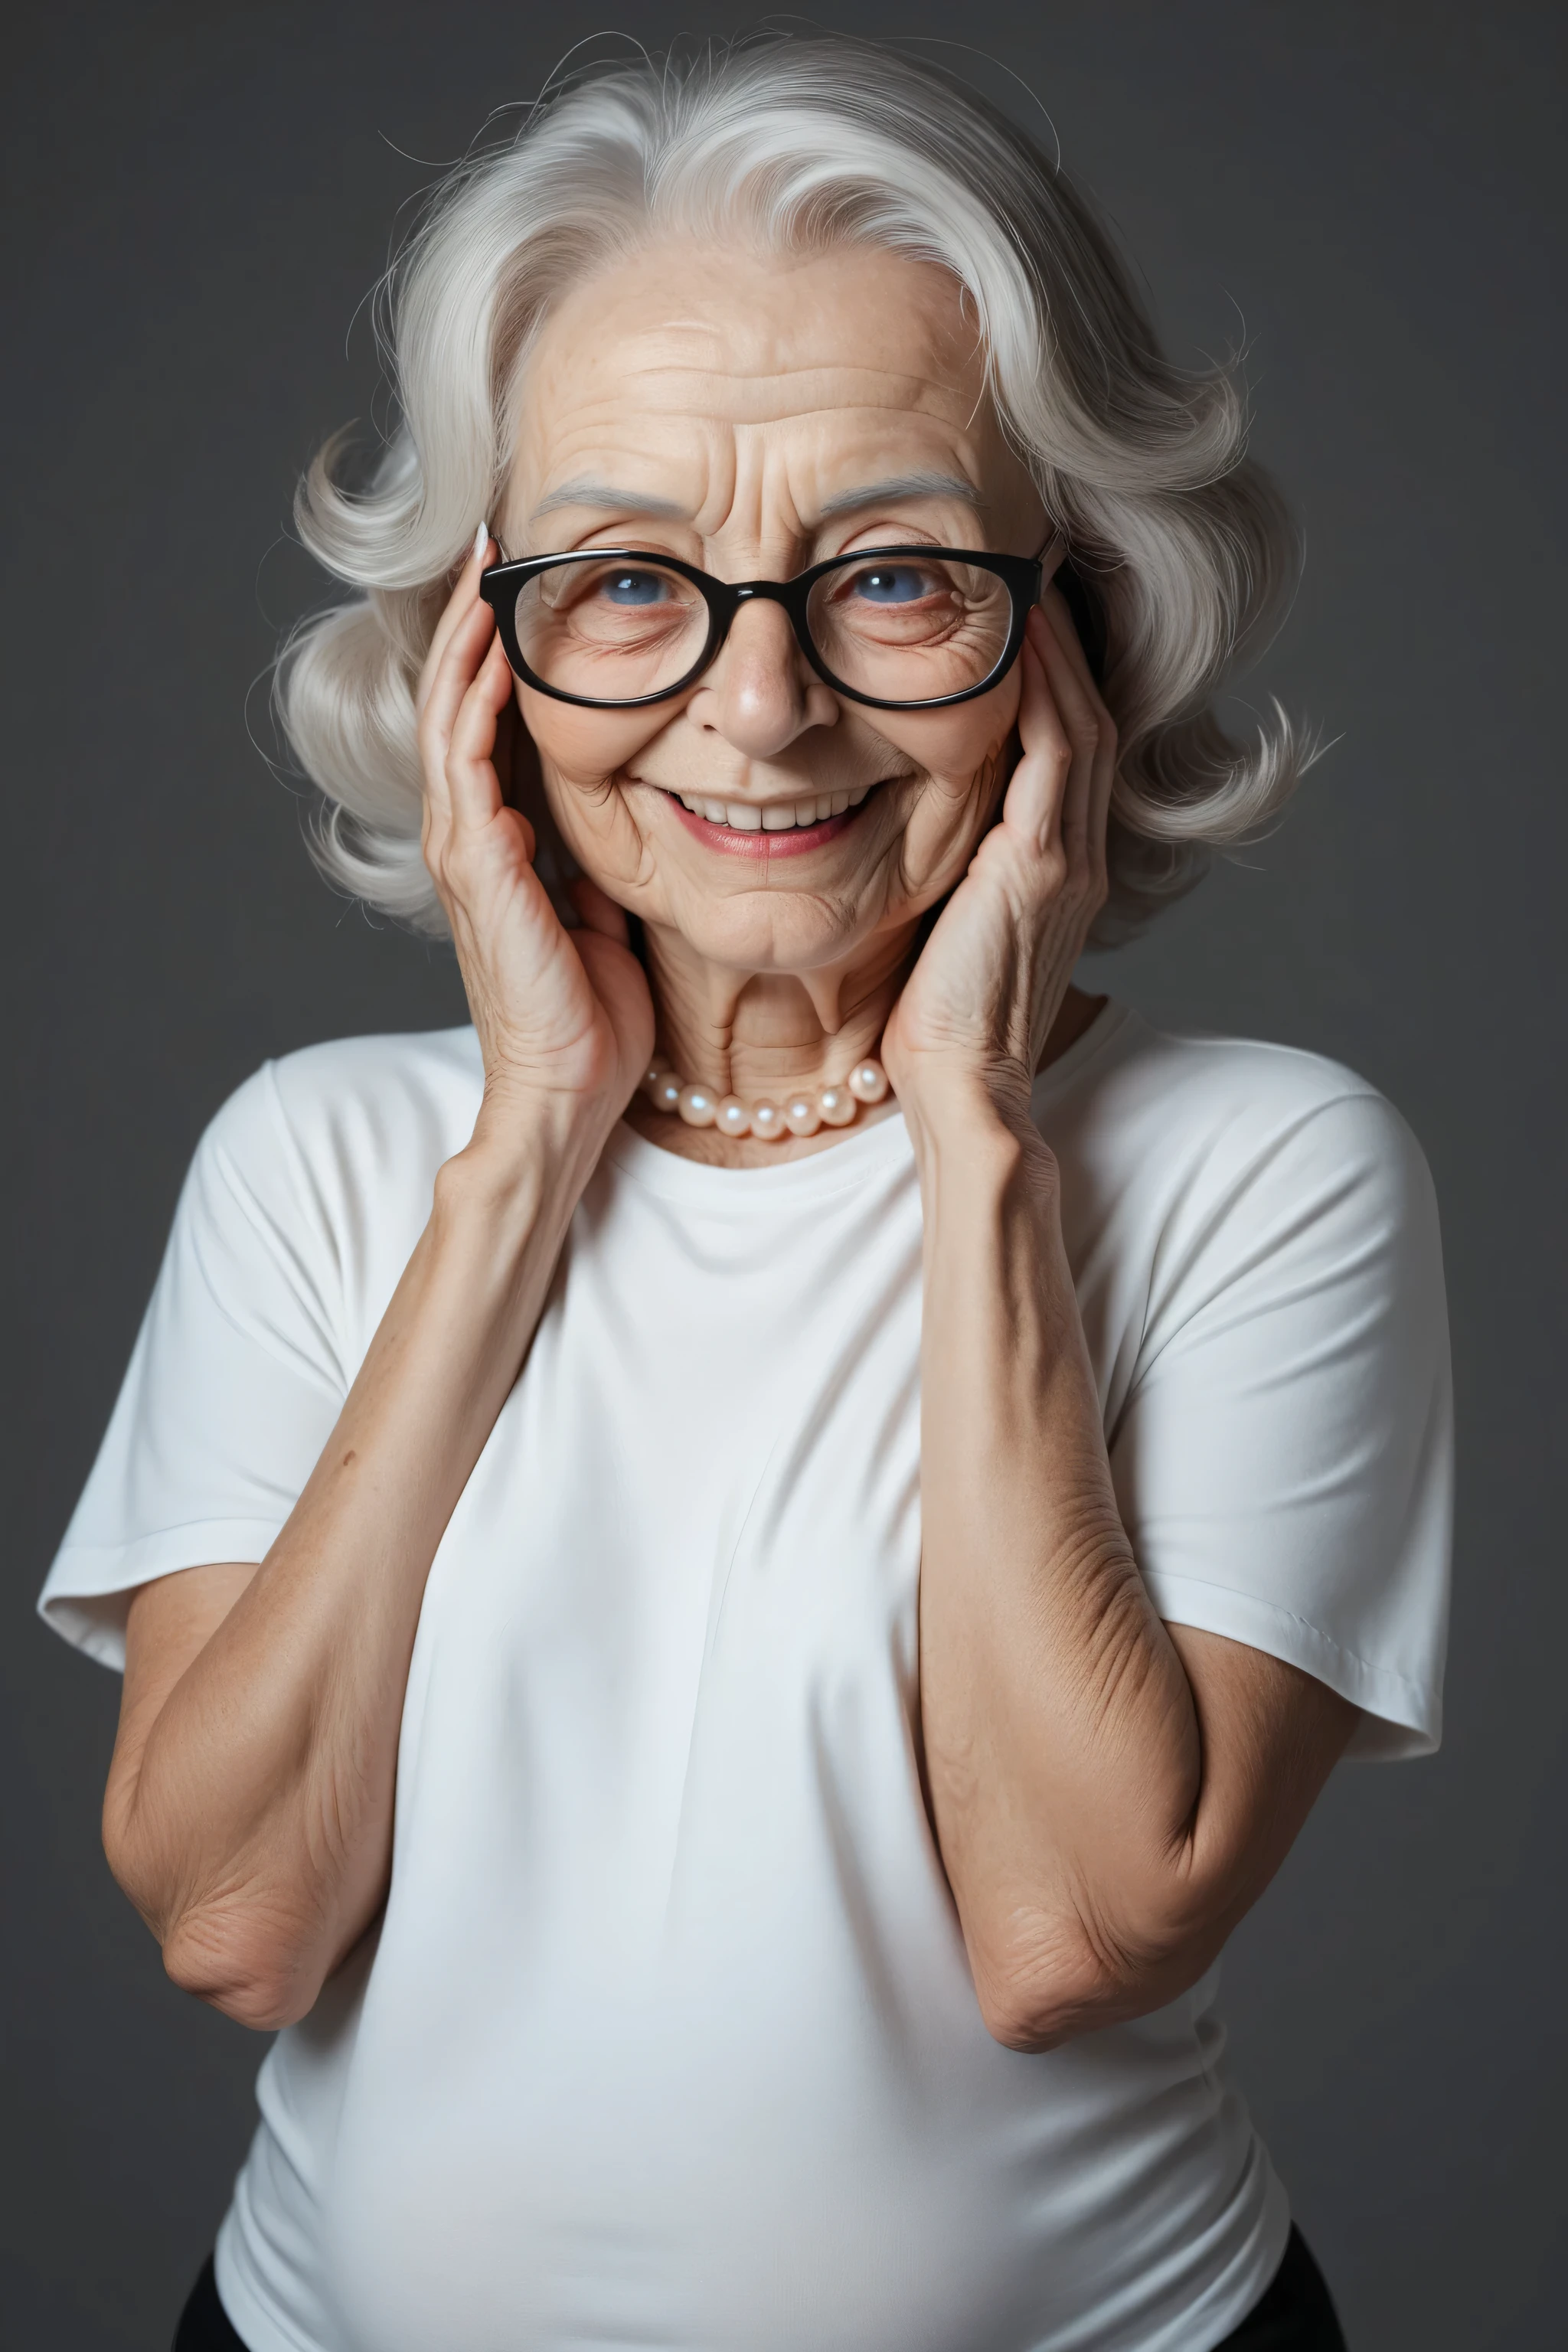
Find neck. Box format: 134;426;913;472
642;918;908;1105
622;917;1104;1166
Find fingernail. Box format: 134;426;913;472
473;521;490;565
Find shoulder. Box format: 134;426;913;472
1043;1005;1442;1313
1070;1018;1453;1766
195;1027;483;1230
204;1026;482;1150
1046;1004;1433;1205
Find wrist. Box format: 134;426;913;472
435;1097;612;1256
469;1070;623;1181
897;1055;1047;1165
910;1103;1060;1240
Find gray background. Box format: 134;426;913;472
3;3;1563;2346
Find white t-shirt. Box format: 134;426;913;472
41;1002;1452;2352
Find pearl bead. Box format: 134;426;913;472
643;1053;886;1140
677;1083;719;1127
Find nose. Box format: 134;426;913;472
690;597;839;759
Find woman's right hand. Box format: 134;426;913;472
416;531;655;1146
102;532;654;2031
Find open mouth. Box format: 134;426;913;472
662;782;884;858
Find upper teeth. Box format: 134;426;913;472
675;786;871;831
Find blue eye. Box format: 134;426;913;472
851;566;933;604
601;569;668;606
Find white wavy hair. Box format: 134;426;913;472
279;34;1311;941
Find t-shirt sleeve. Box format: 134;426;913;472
1107;1088;1452;1759
38;1063;349;1670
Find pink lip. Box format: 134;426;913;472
665;793;874;858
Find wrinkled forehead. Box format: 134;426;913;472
507;239;1026;534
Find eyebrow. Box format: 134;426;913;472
528;469;988;525
817;471;988;518
530;479;688;521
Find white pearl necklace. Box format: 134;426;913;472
640;1053;891;1139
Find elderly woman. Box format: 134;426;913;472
41;37;1450;2352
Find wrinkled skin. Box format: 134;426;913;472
415;238;1114;1163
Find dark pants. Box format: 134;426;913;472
174;2226;1347;2350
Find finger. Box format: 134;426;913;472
1039;589;1117;845
420;594;501;826
1031;603;1105;864
444;632;516;834
1044;588;1114;808
568;876;632;946
1001;616;1072;856
433;522;493;662
416;523;494;720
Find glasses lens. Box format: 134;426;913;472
805;555;1013;703
514;557;710;701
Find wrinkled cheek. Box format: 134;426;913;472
891;711;1020;903
519;685;662;890
873;670;1022;788
541;782;653;903
518;683;666;776
889;799;991;915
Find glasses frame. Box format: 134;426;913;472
478;539;1063;712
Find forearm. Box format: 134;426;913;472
910;1083;1208;2046
106;1115;599;2027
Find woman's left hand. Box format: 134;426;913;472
881;590;1116;1133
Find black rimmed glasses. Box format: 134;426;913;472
478;539;1063;712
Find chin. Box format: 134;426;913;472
652;888;881;977
629;870;888;969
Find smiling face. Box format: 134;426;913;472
499;237;1050;1022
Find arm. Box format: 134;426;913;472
106;1135;599;2028
912;1102;1354;2048
886;599;1355;2052
102;538;653;2030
